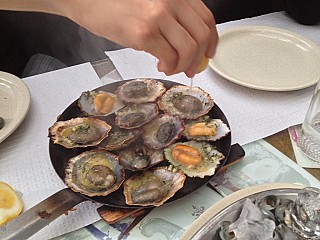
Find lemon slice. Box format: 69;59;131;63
196;57;209;74
0;181;23;226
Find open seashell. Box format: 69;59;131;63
78;90;124;116
142;114;185;149
49;117;112;148
123;166;186;206
115;103;159;129
100;129;143;151
158;85;214;119
164;141;225;178
64;149;125;197
119;144;164;171
116;78;166;103
182;116;230;141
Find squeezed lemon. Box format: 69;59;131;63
0;181;23;226
196;57;209;74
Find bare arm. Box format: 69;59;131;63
0;0;71;17
0;0;218;77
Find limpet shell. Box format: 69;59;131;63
115;103;159;129
78;90;124;116
119;144;164;171
142;114;185;149
100;129;143;151
164;141;225;178
64;149;125;197
49;117;112;148
123;166;186;206
116;78;166;103
183;116;230;141
158;85;214;119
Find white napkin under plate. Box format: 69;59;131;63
106;12;320;146
0;63;103;239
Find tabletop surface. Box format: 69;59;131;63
1;11;320;240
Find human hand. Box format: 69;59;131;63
70;0;218;77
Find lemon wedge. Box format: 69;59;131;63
0;181;23;226
196;57;209;74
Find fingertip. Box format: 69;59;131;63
206;44;217;59
157;61;165;72
164;69;175;76
157;63;172;76
185;69;195;78
158;60;178;76
207;49;213;59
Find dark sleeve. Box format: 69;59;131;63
284;0;320;25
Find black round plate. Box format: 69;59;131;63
49;79;231;208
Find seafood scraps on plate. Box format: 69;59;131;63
219;188;320;240
48;78;231;206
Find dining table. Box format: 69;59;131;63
0;10;320;240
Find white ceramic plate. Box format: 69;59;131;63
209;26;320;91
0;71;31;143
180;183;304;240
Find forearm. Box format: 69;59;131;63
0;0;74;20
0;0;219;76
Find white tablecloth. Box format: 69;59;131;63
0;63;103;239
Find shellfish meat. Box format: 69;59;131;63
100;129;142;151
115;103;159;129
49;117;112;148
183;116;230;141
64;149;125;197
78;90;124;116
116;79;166;103
123;166;186;206
119;144;164;171
164;141;225;178
142;114;185;149
158;85;214;119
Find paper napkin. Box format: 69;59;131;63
0;63;103;239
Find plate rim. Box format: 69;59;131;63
180;182;304;240
0;71;31;143
209;25;320;91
